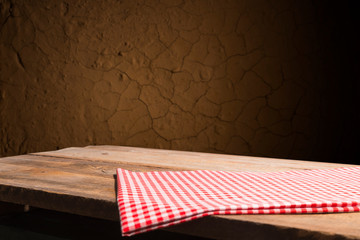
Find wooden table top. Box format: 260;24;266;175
0;145;359;239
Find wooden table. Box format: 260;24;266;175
0;145;359;239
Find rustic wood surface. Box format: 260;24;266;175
0;145;359;239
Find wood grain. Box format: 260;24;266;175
1;145;359;239
34;145;356;172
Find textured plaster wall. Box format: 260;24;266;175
0;0;358;162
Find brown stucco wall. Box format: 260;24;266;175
0;0;358;162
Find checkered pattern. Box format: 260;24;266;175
116;167;360;236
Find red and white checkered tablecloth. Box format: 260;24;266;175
116;167;360;236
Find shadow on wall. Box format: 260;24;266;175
0;0;358;163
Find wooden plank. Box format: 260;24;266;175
0;159;119;220
32;145;356;172
168;212;360;240
1;145;359;239
0;184;119;221
0;162;115;201
0;155;178;178
214;213;360;239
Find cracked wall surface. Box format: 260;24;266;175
0;0;358;162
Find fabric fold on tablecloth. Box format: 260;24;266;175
116;167;360;236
